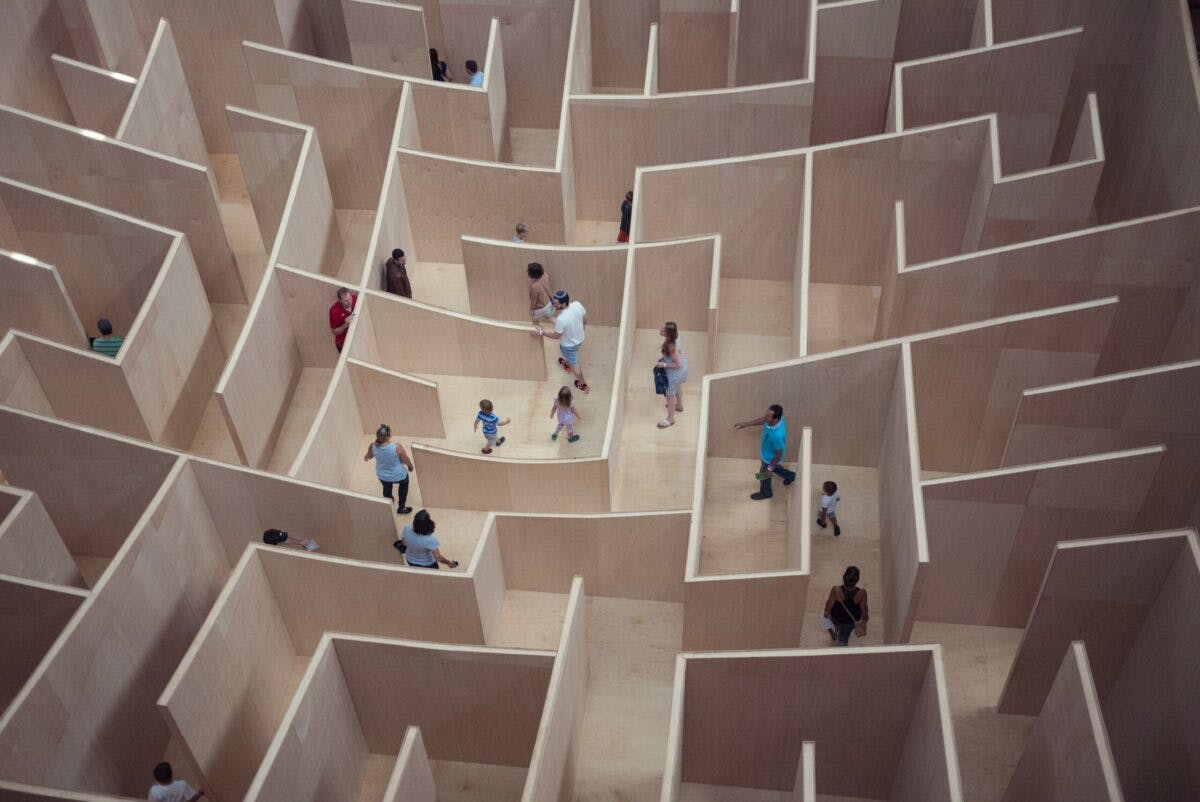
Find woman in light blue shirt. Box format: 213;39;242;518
397;510;459;569
363;424;414;514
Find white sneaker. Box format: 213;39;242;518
303;539;320;551
657;419;674;428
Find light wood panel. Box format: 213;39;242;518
733;0;812;86
809;119;988;284
396;150;567;262
348;358;445;438
276;124;344;275
634;238;719;332
891;652;963;802
895;29;1081;173
243;640;369;802
658;0;731;92
411;443;611;512
0;104;243;303
893;0;978;61
120;238;221;446
342;0;431;77
0;576;87;712
362;290;547;379
382;727;437;802
243;42;404;209
216;273;304;468
0;341;53;416
678;647;959;798
811;0;901;145
439;0;574;129
460;237;628;325
290;362;360;487
639;152;807;281
997;530;1200;802
908;299;1117;473
0;460;231;797
0;408;176;559
493;511;690;602
570;82;813;220
57;0;145;74
0;0;73;122
589;0;653;89
879;345;926;643
0;255;86;348
334;633;555;767
157;548;299;802
917;446;1165;632
0;176;172;343
881;205;1200;375
1000;642;1123;802
49;55;136;136
187;457;396;565
1002;360;1200;531
0;488;83;587
705;344;901;466
13;334;148;440
521;577;588;802
226;106;307;252
682;572;809;651
115;20;208;166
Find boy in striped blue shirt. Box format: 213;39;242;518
474;399;511;454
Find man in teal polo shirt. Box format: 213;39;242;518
734;403;796;500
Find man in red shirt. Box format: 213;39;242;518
329;287;356;352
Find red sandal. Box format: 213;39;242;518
574;379;590;394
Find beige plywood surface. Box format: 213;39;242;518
0;105;243;303
227;107;307;253
50;54;136;136
0;461;231;797
678;649;937;796
0;256;86;348
0;576;86;712
917;446;1164;632
811;0;901;145
570;82;812;220
343;0;430;77
0;489;83;587
460;238;628;325
116;20;208;166
382;727;437;802
1000;642;1122;802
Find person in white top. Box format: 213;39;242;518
816;480;842;536
533;290;590;394
513;222;528;242
149;762;204;802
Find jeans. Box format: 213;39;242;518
834;621;855;647
406;559;439;569
381;477;409;510
758;461;796;497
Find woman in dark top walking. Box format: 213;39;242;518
430;48;451;81
824;565;868;647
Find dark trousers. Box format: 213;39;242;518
381;477;409;511
758;461;797;497
406;560;439;569
834;620;855;647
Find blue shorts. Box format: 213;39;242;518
559;343;580;367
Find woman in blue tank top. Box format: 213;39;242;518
363;424;414;514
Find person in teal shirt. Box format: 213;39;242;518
734;403;796;499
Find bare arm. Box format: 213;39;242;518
363;443;374;461
432;548;459;568
571;403;582;421
734;415;768;430
396;443;415;472
858;590;869;621
535;328;564;340
498;417;511;426
823;586;837;616
188;791;205;802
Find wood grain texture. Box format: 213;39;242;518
50;55;136;136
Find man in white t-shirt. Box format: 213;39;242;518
149;762;204;802
533;290;590;394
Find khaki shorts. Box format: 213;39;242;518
531;301;554;320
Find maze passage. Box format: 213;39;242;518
1;1;1198;801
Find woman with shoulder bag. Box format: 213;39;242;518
824;565;868;646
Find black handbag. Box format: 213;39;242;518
653;366;668;395
393;539;407;554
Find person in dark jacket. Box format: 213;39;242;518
385;248;412;298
